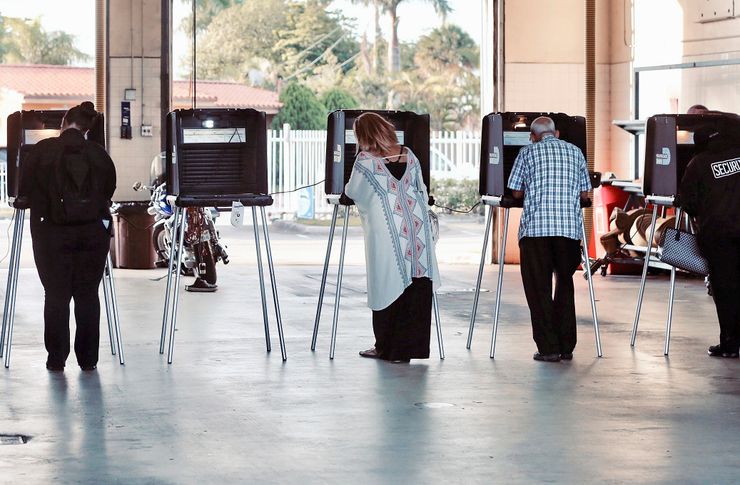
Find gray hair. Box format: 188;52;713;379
530;116;556;137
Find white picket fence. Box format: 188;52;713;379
0;129;481;216
267;126;481;217
0;164;6;207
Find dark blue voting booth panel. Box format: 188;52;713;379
166;109;270;207
642;113;732;198
324;109;431;205
6;110;105;200
479;112;587;207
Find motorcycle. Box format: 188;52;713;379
134;154;229;292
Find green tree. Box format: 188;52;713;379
179;0;244;36
2;17;89;65
271;82;326;130
321;88;359;113
196;0;358;87
274;0;359;82
0;16;7;60
415;25;477;75
378;0;450;73
390;24;480;130
195;0;287;83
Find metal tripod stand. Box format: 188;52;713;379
159;204;287;364
0;208;124;368
310;196;445;360
630;195;684;355
466;196;602;358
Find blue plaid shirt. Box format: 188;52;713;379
507;135;591;240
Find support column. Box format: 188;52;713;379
106;0;168;201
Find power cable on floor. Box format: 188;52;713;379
269;179;325;196
433;201;481;214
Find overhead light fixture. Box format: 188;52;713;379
202;119;215;129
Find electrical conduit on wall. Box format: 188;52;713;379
585;0;596;251
95;0;106;118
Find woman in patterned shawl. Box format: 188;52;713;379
345;112;441;363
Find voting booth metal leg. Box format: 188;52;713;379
251;207;272;352
102;263;116;357
432;292;445;359
630;204;659;347
466;204;493;349
259;206;287;361
490;208;510;359
1;209;23;358
311;204;339;351
581;218;603;358
159;206;183;354
663;208;683;356
2;210;24;367
166;209;188;364
103;253;125;364
329;206;350;360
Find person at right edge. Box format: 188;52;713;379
507;116;591;362
679;113;740;359
18;101;116;372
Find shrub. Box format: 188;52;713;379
431;178;483;214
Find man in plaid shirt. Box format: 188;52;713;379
508;116;591;362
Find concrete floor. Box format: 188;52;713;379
1;220;740;484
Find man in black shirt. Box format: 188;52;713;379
19;102;116;371
679;114;740;358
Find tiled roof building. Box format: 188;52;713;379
0;64;282;145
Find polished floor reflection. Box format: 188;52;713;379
2;247;740;483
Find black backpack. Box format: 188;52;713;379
48;144;105;225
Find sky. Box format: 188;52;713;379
0;0;482;73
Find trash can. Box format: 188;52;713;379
112;202;157;269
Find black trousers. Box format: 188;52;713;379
372;277;432;361
31;219;110;368
519;236;582;355
700;235;740;352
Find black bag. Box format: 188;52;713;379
658;227;710;276
48;144;104;225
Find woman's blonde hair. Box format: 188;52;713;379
353;112;399;155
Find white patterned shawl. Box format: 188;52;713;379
345;148;441;310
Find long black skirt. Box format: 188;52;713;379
372;277;432;361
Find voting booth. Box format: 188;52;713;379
324;109;433;205
312;109;444;359
631;112;730;355
160;109;286;363
466;112;602;358
1;110;123;368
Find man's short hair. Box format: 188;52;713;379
687;104;708;115
530;116;556;137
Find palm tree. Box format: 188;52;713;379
380;0;451;73
350;0;384;74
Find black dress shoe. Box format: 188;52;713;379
708;345;739;358
80;365;97;371
46;363;64;372
359;347;380;359
560;353;574;360
533;352;561;362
